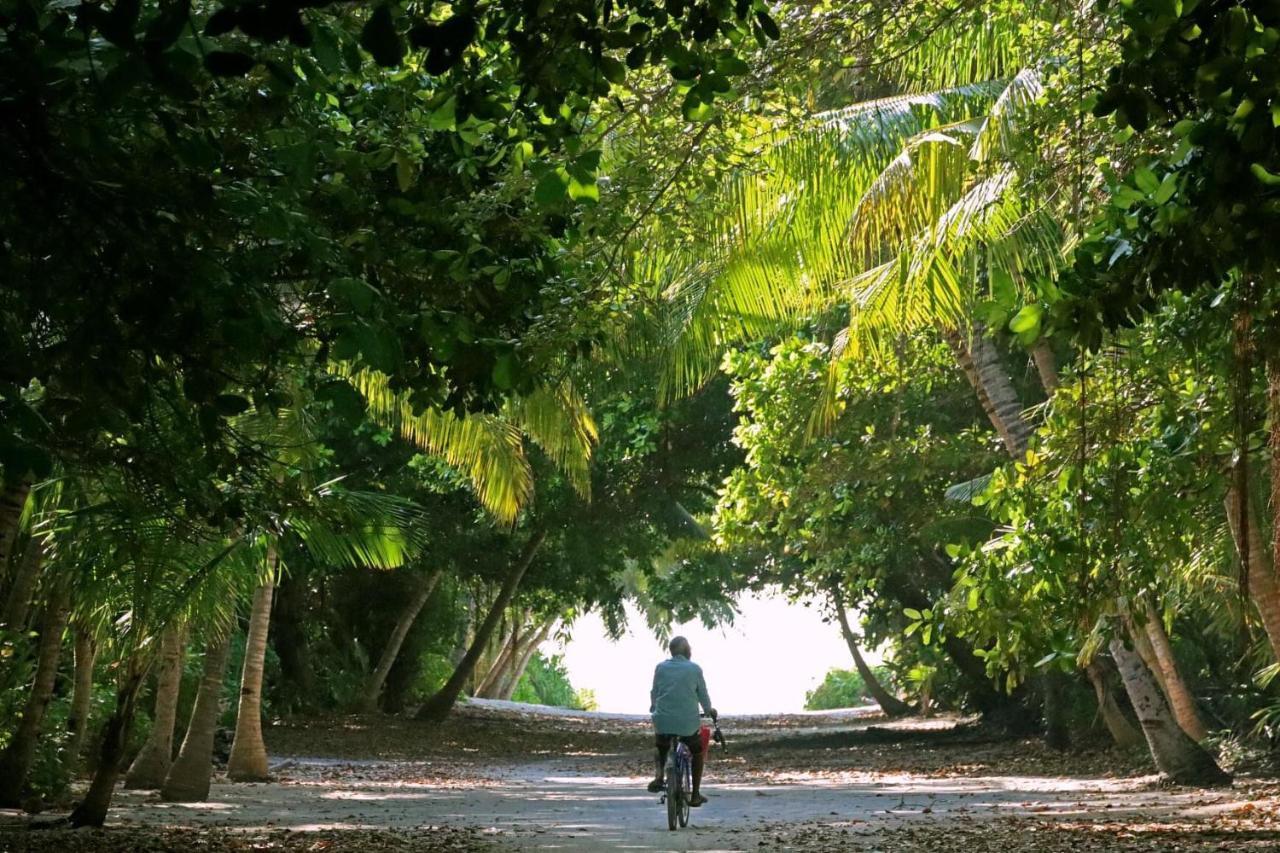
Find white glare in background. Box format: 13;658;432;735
546;591;876;714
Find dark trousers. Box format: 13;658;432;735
654;733;704;794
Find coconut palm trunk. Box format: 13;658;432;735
1030;340;1059;394
1108;636;1228;785
0;582;70;807
829;583;912;716
227;579;275;782
1140;602;1208;741
1085;659;1143;749
1;538;43;631
417;530;546;721
162;629;232;802
68;654;149;827
1225;483;1280;661
126;621;187;789
944;324;1032;457
66;620;98;764
361;567;445;712
498;619;556;700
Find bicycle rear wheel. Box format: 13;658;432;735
665;757;679;831
678;752;691;827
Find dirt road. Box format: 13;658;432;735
2;701;1278;851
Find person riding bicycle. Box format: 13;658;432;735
647;635;716;807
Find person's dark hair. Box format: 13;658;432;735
669;636;691;658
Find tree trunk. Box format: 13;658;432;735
1128;614;1168;696
1141;602;1208;741
1031;339;1059;394
475;617;521;699
1;537;43;631
361;567;445;712
417;531;546;721
68;656;149;827
66;620;98;765
944;325;1032;457
1108;636;1228;785
162;630;232;802
125;621;187;789
1225;483;1280;661
0;476;31;582
499;619;556;701
1041;670;1071;751
1085;659;1144;749
0;582;70;807
829;584;912;716
227;579;275;782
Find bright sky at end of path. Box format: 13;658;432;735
546;591;872;714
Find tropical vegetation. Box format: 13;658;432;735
5;0;1280;834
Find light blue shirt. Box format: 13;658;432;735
649;655;713;736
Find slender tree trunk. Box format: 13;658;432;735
1031;340;1059;394
0;582;70;807
829;584;912;716
68;656;149;827
1085;659;1143;748
125;621;187;789
498;620;555;701
418;531;546;721
476;619;520;699
361;567;445;712
162;630;232;802
0;476;31;581
66;620;98;765
1108;636;1228;785
1141;602;1208;741
227;580;275;782
1225;484;1280;662
1;538;43;631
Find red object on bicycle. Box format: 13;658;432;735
699;725;712;753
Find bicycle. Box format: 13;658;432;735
658;714;724;831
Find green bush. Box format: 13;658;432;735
804;667;894;711
511;653;591;710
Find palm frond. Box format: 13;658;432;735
340;365;533;524
507;384;598;499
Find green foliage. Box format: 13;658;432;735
511;653;592;711
804;666;890;711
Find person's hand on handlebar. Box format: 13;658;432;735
709;708;718;721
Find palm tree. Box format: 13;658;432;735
66;618;99;765
635;3;1230;779
162;628;233;802
227;575;276;782
125;621;187;789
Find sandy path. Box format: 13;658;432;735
4;704;1276;851
97;753;1253;852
